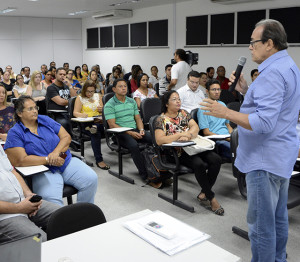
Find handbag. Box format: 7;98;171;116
183;135;215;156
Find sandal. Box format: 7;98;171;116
211;206;224;216
96;162;110;170
197;194;211;208
149;181;163;189
85;125;97;134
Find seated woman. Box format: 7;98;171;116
73;66;84;86
133;73;158;109
1;71;15;101
81;64;89;83
89;70;104;95
64;69;82;94
41;70;54;88
4;96;98;206
108;66;122;86
154;90;224;215
73;80;110;170
13;74;29;98
0;84;15;141
28;71;47;115
130;65;142;93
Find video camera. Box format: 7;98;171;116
171;50;198;67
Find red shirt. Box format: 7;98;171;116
216;76;230;90
130;79;138;93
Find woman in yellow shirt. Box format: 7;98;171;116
73;80;109;170
81;64;89;83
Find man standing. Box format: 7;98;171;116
201;19;300;262
167;49;191;91
40;64;48;80
177;70;205;113
158;64;172;95
46;67;76;135
104;79;152;181
197;79;232;159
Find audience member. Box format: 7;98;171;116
73;66;84;85
251;69;259;82
23;66;31;83
64;69;82;94
199;72;208;98
4;96;98;206
108;66;122;86
0;68;3;81
154;90;223;215
46;67;76;135
63;62;69;72
206;67;215;80
148;66;160;89
124;65;137;81
0;84;15;141
49;66;56;81
41;70;53;88
130;65;143;93
104;79;152;181
73;80;109;170
133;73;158;109
168;49;192;91
197;79;233;159
158;64;172;95
116;64;124;78
90;70;104;94
81;64;89;82
94;64;106;88
40;64;48;80
177;71;205;113
50;61;56;68
13;74;29;98
216;66;229;90
5;65;16;80
1;71;15;101
0;145;60;243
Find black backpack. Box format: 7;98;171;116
141;146;171;183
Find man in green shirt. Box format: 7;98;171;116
104;79;152;180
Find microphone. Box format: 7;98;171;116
229;56;247;92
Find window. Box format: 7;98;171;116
87;28;99;48
149;20;168;46
186;15;208;45
211;13;234;44
100;26;113;48
131;22;147;47
114;24;129;47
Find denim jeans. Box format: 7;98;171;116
32;157;98;206
215;140;231;159
246;170;289;262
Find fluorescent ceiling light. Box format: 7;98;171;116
110;0;141;7
0;7;17;14
68;10;88;16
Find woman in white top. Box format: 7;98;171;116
148;66;160;89
133;73;158;109
199;72;208;98
13;74;29;98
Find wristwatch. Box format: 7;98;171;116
140;129;145;131
45;157;49;164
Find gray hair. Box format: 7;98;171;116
255;19;288;51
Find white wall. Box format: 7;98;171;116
0;17;82;73
82;0;300;83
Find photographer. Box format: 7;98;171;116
167;49;191;91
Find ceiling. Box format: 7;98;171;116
0;0;191;19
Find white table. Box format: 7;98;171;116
42;210;241;262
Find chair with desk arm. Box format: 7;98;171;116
149;115;197;213
139;98;162;130
101;93;135;184
154;82;160;97
46;203;106;240
226;102;241;129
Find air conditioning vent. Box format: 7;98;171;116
93;9;132;20
211;0;274;4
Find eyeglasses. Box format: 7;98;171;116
86;90;95;94
210;88;221;92
23;106;39;112
250;39;263;47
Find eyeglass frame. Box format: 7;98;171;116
250;39;263;47
23;106;39;112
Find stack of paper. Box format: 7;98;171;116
123;210;210;256
163;141;195;147
205;134;230;139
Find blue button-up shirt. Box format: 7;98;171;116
235;50;300;179
4;115;71;173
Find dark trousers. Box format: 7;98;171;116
83;122;104;163
117;130;152;180
53;112;72;136
179;150;222;200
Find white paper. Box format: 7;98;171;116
123;210;210;256
292;171;300;177
107;127;133;133
0;140;5;145
15;165;49;176
71;117;94;122
205;134;230;139
163;141;196;147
